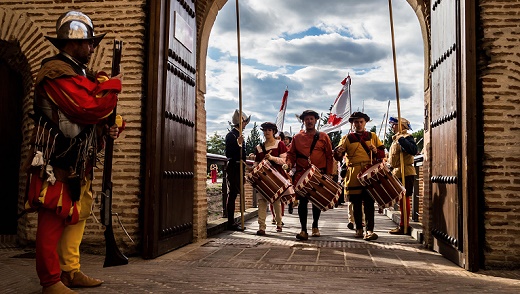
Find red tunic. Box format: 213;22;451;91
286;130;333;183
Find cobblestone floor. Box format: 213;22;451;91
1;204;519;293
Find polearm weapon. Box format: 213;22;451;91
388;0;408;234
380;100;391;144
235;0;245;230
100;40;129;267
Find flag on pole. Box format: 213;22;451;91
275;88;289;132
320;75;352;133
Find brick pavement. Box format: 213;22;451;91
1;204;520;293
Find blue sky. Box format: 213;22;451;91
205;0;425;139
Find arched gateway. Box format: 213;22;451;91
3;0;519;271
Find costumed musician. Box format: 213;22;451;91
253;122;289;235
286;110;333;240
333;112;385;241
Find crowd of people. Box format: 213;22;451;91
224;109;418;242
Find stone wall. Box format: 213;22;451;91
0;2;146;251
478;0;520;268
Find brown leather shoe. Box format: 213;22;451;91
363;232;379;241
389;226;411;235
61;270;103;288
42;281;77;294
311;228;320;237
296;230;308;241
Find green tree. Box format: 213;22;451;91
412;129;424;153
206;131;225;155
384;128;395;150
384;128;424;154
245;122;261;155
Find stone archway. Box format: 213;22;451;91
194;0;432;242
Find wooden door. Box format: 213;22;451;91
429;0;478;270
143;0;196;258
0;59;23;235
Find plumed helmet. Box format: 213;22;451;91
389;116;412;131
230;109;251;127
45;11;106;49
348;111;370;123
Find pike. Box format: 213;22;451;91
100;40;128;267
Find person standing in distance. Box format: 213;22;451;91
224;109;250;231
387;117;418;235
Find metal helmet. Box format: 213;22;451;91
45;11;106;49
230;109;251;127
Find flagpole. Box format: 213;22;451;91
235;0;245;230
388;0;408;234
282;86;288;131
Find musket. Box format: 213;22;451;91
100;40;128;267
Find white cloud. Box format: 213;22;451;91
206;0;425;139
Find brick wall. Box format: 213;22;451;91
0;2;147;252
478;0;520;268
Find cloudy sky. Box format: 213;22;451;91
205;0;425;140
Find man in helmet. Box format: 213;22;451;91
25;11;122;293
387;117;418;235
224;109;250;230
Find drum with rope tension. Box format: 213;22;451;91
246;159;292;204
357;162;405;208
294;165;341;211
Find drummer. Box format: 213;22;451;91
253;122;288;235
333;112;385;241
286;110;333;241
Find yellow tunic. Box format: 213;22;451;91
337;132;384;196
388;132;417;178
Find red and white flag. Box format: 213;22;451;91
320;75;352;133
275;88;289;132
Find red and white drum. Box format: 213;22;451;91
357;162;405;208
294;165;341;211
279;186;296;205
246;159;292;204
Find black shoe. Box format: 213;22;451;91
288;205;293;214
347;222;354;230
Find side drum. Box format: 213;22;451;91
294;165;341;211
246;159;291;204
357;163;405;208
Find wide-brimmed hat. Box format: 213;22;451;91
45;11;106;49
389;116;412;130
348;111;370;123
260;122;278;133
230;109;251;127
283;131;292;138
299;110;319;120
